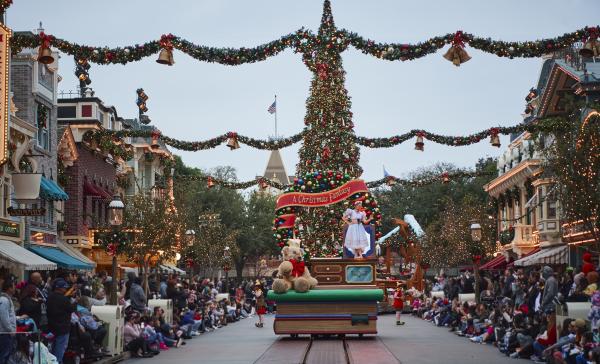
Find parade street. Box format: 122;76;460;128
129;314;527;364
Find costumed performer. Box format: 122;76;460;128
393;282;405;326
342;200;372;259
254;280;266;328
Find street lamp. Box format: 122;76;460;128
223;246;231;294
108;195;125;304
470;221;482;304
185;229;196;247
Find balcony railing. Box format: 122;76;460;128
512;224;536;246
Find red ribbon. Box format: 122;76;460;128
289;259;305;277
151;129;161;139
39;32;53;49
452;31;465;48
160;34;175;51
227;131;237;138
586;27;599;41
490;127;499;136
416;131;426;138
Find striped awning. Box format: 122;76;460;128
514;245;568;267
0;240;57;270
480;254;511;270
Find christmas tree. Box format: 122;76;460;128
291;0;379;257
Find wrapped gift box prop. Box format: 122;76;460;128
267;288;384;336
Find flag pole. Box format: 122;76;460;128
274;94;278;139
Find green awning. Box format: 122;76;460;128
267;289;384;302
40;177;69;201
28;245;93;270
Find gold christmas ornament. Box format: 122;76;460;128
490;134;501;148
415;133;425;151
156;48;175;66
37;47;54;65
580;39;600;58
443;46;471;67
226;133;240;150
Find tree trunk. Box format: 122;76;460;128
235;258;244;282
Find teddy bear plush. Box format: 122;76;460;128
272;239;318;294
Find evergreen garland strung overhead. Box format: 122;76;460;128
9;15;598;66
174;169;491;190
88;117;568;152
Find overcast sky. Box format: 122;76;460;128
8;0;600;182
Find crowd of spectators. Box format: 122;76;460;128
0;269;267;364
409;260;600;364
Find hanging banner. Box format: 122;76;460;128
0;24;10;166
276;179;368;210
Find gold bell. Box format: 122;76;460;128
443;46;471;67
226;135;240;150
151;130;161;149
37;47;54;65
415;134;425;151
490;134;501;148
156;48;175;66
580;40;599;58
259;180;269;190
442;173;450;184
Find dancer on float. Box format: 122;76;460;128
342;200;372;259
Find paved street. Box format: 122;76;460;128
129;314;524;364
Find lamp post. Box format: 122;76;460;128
223;246;231;294
185;229;195;275
108;195;125;305
470;221;482;304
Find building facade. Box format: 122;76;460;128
485;47;600;267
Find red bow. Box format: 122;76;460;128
160;34;175;51
452;31;465;48
289;259;305;277
39;32;53;49
489;127;500;136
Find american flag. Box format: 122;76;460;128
267;100;276;114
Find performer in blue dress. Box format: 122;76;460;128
342;201;373;259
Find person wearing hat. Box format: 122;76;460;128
342;200;373;259
254;280;266;328
393;283;405;325
47;278;76;363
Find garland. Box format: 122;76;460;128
175;170;492;190
89;117;567;152
10;25;598;65
10;30;309;66
356;117;569;148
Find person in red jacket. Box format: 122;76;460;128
393;283;405;326
582;252;596;275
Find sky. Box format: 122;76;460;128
7;0;600;183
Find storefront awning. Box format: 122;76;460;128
514;245;568;267
159;264;185;275
28;245;94;270
57;241;96;268
84;180;100;197
40;177;68;201
480;255;511;270
0;240;57;270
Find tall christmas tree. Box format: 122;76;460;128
290;0;379;257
